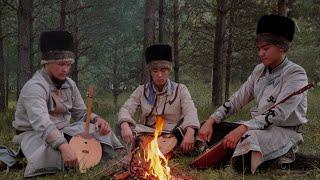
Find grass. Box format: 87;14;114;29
0;83;319;179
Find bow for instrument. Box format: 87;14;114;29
191;82;315;169
69;85;102;173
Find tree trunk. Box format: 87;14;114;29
141;0;156;84
17;0;33;97
71;0;79;85
112;47;119;107
0;8;6;112
225;8;235;101
60;0;67;30
158;0;165;43
212;0;229;106
5;69;9;110
71;34;79;86
278;0;288;16
173;0;180;83
72;53;79;85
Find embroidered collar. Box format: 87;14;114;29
267;57;289;74
146;79;174;105
40;68;70;90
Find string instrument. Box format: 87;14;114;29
69;85;102;173
191;82;315;169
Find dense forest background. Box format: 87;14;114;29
0;0;319;111
0;0;320;178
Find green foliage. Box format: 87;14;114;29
1;0;319;98
288;0;320;82
0;109;15;148
77;0;144;101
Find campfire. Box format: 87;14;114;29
104;115;192;180
130;115;171;179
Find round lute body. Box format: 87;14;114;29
136;133;177;155
69;85;102;173
158;134;177;155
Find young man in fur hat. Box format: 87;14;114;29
199;14;309;173
118;44;200;153
10;31;123;177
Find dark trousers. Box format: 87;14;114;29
206;122;240;168
207;122;240;147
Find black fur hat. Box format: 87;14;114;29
145;44;172;64
40;31;74;53
257;14;295;42
40;31;75;62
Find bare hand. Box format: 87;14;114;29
121;122;134;144
198;117;216;142
59;143;78;168
180;127;195;153
223;125;248;149
95;117;110;135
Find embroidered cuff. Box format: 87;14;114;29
43;124;62;141
210;112;224;123
91;113;99;123
180;125;199;133
79;113;100;123
43;124;68;149
118;118;136;127
51;137;68;149
238;119;265;130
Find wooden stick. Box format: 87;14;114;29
85;85;94;135
264;82;314;113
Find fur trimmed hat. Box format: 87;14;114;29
145;44;172;64
256;14;295;42
40;31;75;64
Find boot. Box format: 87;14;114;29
289;153;320;170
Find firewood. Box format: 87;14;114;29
113;171;130;180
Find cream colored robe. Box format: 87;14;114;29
210;58;308;173
118;80;200;135
12;68;123;177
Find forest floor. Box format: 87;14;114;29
1;83;319;179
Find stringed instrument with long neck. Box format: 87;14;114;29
69;85;102;173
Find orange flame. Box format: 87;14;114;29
144;115;171;180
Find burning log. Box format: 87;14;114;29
107;134;193;179
129;149;153;179
113;171;130;180
104;115;193;179
127;117;171;179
